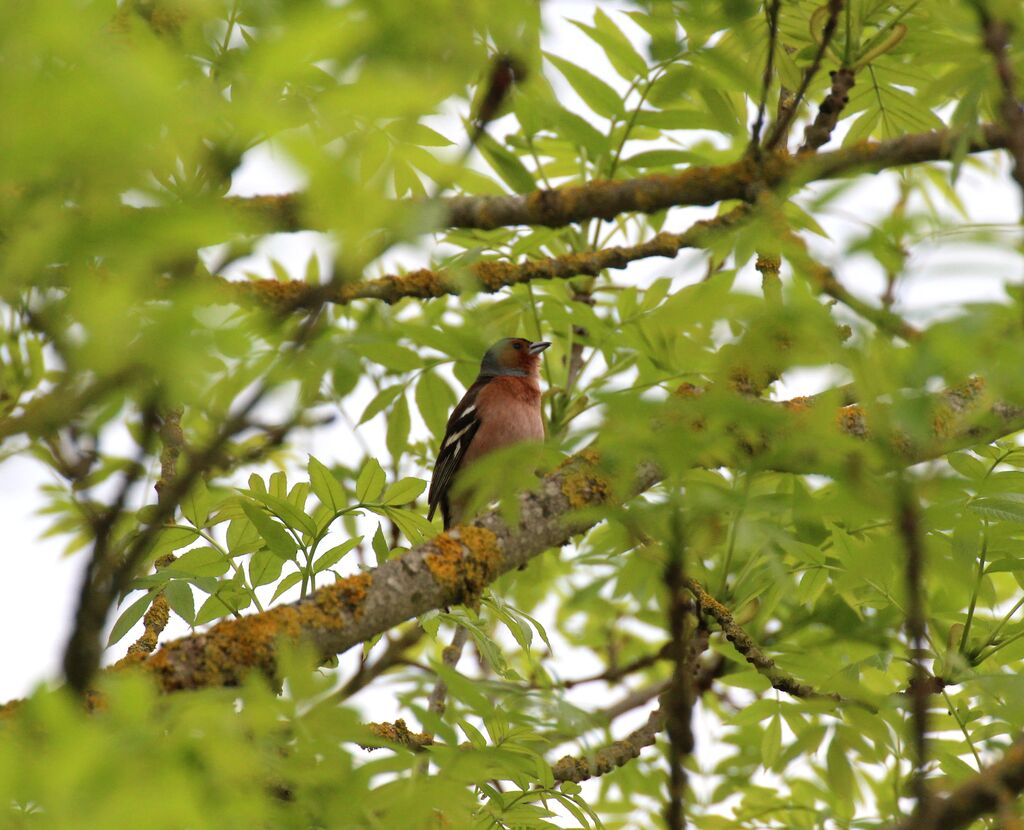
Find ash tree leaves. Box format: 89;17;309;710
5;0;1024;829
110;456;428;642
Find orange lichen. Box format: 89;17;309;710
145;604;303;691
314;572;373;622
365;719;433;751
674;382;705;398
837;404;868;438
425;527;503;606
783;396;813;412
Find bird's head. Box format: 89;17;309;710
479;337;550;378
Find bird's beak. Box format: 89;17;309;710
528;341;551;355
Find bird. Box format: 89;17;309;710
427;337;551;529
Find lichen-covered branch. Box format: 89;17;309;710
683;576;835;702
212;208;750;310
118;381;1024;696
551;704;666;784
216;126;1011;235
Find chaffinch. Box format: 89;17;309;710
427;337;551;529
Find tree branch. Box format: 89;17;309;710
972;5;1024;208
99;381;1024;697
213;125;1010;235
551;704;665;784
896;479;932;816
764;0;843;151
211;207;750;310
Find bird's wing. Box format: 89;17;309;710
427;378;486;522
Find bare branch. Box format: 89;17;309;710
896;479;932;817
800;67;857;153
426;625;469;719
83;380;1024;698
664;509;694;830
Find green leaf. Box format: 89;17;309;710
386;394;411;462
416;370;456;438
382;476;426;505
108;590;158;646
969;495;1024;524
194;593;236;626
150;526;200;558
241;488;317;537
359;385;404;424
271;571;304;602
356;458;387;503
382;506;435;545
167;547;230;578
355;342;422;373
623;149;704;169
241;502;299;560
249;549;285;587
546;53;625;119
308;455;347;514
477;133;536;194
226;516;261;556
631;109;718;130
761;713;782;770
313;537;363;573
164;580;195;626
569;10;647;82
181;479;213;528
372;524;391;564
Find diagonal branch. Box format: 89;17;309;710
117;380;1024;698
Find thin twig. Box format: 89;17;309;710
427;625;470;718
799;66;856;153
750;0;783;153
764;0;844;151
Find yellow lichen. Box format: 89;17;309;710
837;405;867;438
783;396;813;412
561;468;611;510
424;527;503;607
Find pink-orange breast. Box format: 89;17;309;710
463;375;544;465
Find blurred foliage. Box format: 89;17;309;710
2;0;1024;828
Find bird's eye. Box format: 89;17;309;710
513;342;522;350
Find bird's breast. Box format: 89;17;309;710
463;377;544;464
